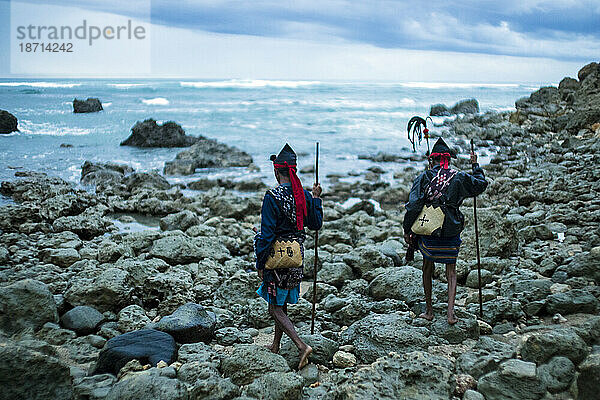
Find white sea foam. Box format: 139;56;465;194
399;82;520;89
108;83;147;89
18;120;90;136
180;79;321;89
0;82;81;88
142;97;169;105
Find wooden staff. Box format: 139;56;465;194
470;139;483;318
311;142;320;335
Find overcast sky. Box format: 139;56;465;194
1;0;597;81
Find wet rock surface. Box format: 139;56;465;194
73;97;103;113
0;109;19;133
1;63;600;399
120;119;199;148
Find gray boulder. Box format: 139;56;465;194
279;333;338;368
149;302;216;344
368;266;423;305
64;267;132;313
318;262;353;288
430;104;451;116
120;119;198;148
0;109;18;133
478;359;546;400
0;279;58;334
118;305;151;332
577;353;600;400
343;245;394;277
340;313;431;363
451;98;480;114
221;344;290;385
215;327;253;346
42;247;81;268
457;336;516;379
465;269;492;288
466;298;523;325
105;368;188;400
73;97;103;113
338;351;454;400
80;160;133;188
521;328;588;365
243;371;304;400
60;305;105;335
537;356;575;393
159;210;200;231
545;288;599;315
73;373;116;400
0;339;73;400
430;313;479;344
164;137;253;175
149;235;230;265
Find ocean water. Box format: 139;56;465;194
0;79;541;203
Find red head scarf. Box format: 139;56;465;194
273;162;307;230
429;152;451;169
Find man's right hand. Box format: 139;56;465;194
404;233;415;246
312;183;322;198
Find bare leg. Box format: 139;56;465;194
269;304;312;369
446;263;458;324
419;259;434;320
266;304;285;353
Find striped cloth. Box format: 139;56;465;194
418;235;461;264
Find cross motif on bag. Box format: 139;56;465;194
419;214;429;226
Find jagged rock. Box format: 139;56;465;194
221;344;290;385
0;109;18;133
537;356;575;393
0;279;58;335
545;288;599;315
148;302;216;344
338;351;454;400
465;269;492;288
213;270;261;308
164;136;253;175
457;337;516;379
120;119;198;148
80;160;133;189
215;327;253;346
177;342;221;366
64;267;132;313
105;368;188;400
94;329;177;375
42;247;81;267
318;262;353;288
73;98;103;113
279;334;339;368
478;359;546;400
430;104;451;116
368;266;423;304
341;313;431;363
343;245;394;278
140;268;194;314
451;98;480;114
118;305;151;332
466;298;523;325
578;62;600;81
149;234;230;265
73;373;116;400
333;351;357;368
243;371;304;400
429;312;479;344
577;352;600;400
520;328;588;364
53;214;113;240
60;305;105;335
159;210;200;231
0;338;73;400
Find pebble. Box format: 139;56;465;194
333;351;357;368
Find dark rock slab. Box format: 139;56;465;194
520;328;588;364
430;103;451;116
148;302;216;344
451;98;479;114
73;98;103;113
93;329;177;375
0;109;18;133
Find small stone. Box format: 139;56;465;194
333;351;356;368
156;360;168;368
552;313;567;324
477;320;493;335
60;305;105;335
463;389;485;400
455;374;477;396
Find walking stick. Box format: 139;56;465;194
310;142;320;335
470;139;483;318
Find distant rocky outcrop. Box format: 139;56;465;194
120;119;199;148
430;98;480;116
164;137;254;175
0;110;18;134
73;98;103;113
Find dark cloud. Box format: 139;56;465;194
5;0;599;60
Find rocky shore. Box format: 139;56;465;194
1;63;599;400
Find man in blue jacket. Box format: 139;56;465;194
254;143;323;369
403;138;487;324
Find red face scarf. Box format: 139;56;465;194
273;162;307;230
429;152;451;169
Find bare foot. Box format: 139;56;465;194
298;345;313;370
447;313;458;325
265;344;280;354
419;312;434;321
